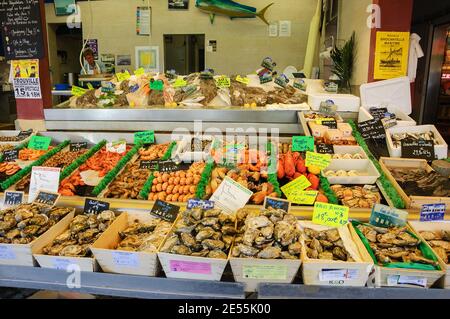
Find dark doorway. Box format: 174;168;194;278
164;34;205;74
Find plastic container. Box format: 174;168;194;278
323;159;380;184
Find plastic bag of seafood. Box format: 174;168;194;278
157;207;235;281
409;221;450;289
352;220;445;288
298;221;373;287
229;207;303;292
0;204;74;266
91;211;173;276
33;210;117;272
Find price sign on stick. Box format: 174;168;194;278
33;191;60;207
313;202;349;227
2;149;19;162
150;200;180;222
84;198;110;215
210;177;253;214
28;167;60;203
292;136;314;152
28;136;51;150
3;191;24;208
263;197;291;213
187;199;215;210
70;142;88;152
401;140;435;161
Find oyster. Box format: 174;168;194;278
195;227;215;241
53;230;72;244
97;210;116;222
237;244;259;256
257;246;281;259
319;251;334;260
180;233;197;248
243;228;260;246
59;245;85;257
288;242;302;255
78;228;100;244
208;250;227;259
202;239;225;250
204;209;221;218
161;235;179;252
246;215;271;229
171;245;192;255
191;250;210;257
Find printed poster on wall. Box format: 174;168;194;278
374;31;410;80
10;59;41;99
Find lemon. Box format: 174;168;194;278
308;165;321;175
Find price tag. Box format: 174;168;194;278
71;85;87;97
420;203;446;222
106;140;127;154
401;140;435;161
281;175;311;197
28;167;60;203
70;142;88;152
0;245;16;260
214;75;231;88
313;202;349;227
319;269;359;282
210;176;253;214
84;198;110;215
263;197;291;212
173;77;187;88
369;204;408;227
187;199;215;210
169;260;212;275
139;160;159;170
286;190;318;205
3;191;24;208
2;149;19;161
158;160;190;173
319;120;338;129
116;71;131;82
150;80;164;91
316;144;334;154
387;275;427;288
242;265;288;280
369;107;389;120
150;200;180;222
112;251;139;268
28;136;51;150
33;190;60;207
134;68;145;76
236;75;249;85
17;129;33;139
292;136;314;152
357;119;386;139
134;131;155;145
305;151;332;170
87;83;94;90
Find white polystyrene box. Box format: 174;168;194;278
308;93;360;112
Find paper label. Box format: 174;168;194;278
134;68;145;76
210;176;253;214
387;275;427;288
150;80;164;91
236;75;249;85
116;71;131;82
292;136;314;152
287;190;318;205
169;260;212;275
242;265;288;280
52;258;72;270
112;251;139;268
281;175;311;197
263;197;290;212
420;203;446;222
84;198;110;215
319;269;359;282
71;85;87;97
313;202;349;227
13;77;41;99
305;151;332;170
150;200;180;222
3;191;24;208
106;140;127;154
173;77;187;88
0;245;16;260
370;204;408;227
28;136;51;150
33;190;60;207
134;131;155;145
28;167;61;203
187;199;215;210
214;75;231;88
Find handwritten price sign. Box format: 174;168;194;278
313;202;349;227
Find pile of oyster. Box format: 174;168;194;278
0;204;72;244
43;211;116;257
303;228;353;261
331;185;381;209
388;168;450;197
357;224;438;266
160;208;235;259
419;230;450;264
231;208;302;259
391;131;440;148
116;219;172;253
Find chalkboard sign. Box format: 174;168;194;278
369;107;389;120
316;144;334;155
70;142;88;152
3;191;24;208
3;149;19;162
84;198;110;215
140;160;159;170
401;140;435;161
0;0;45;60
33;191;60;207
17;129;33;139
158;160;190;173
263;197;290;213
321;120;337;129
150;200;180;222
357;119;386;139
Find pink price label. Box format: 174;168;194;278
169;260;212;275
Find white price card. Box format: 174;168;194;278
112;251;139;268
387;275;427;288
0;245;16;260
319;269;359;282
13;77;42;99
28;166;61;203
209;176;253;214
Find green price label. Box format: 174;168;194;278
134;131;155;145
292;136;315;152
116;71;131;82
71;85;87;97
173;77;187;88
150;80;164;91
215;76;231;88
134;68;145;76
87;83;94;90
28;136;51;151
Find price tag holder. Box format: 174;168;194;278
313;202;349;227
305;151;332;170
187;199;215;210
357;119;386;139
214;75;231;88
150;200;180;222
3;191;24;208
2;149;19;162
28;136;51;150
286;190;318;205
210;176;253;214
139;160;159;170
401;140;435;161
316;144;334;154
369;204;408;227
28;167;60;203
292;136;314;152
281;175;311;197
70;142;88;152
71;85;87;97
150;80;164;91
420;203;446;222
134;131;155;145
116;71;131;82
33;190;60;207
106;140;127;154
84;198;110;215
236;75;249;85
158;160;190;173
263;197;291;213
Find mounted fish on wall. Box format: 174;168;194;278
195;0;274;25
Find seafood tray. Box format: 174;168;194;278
323;159;380;185
332;146;367;159
386;125;448;159
0;205;74;267
91;212;173;276
308;93;361;112
379;157;450;210
352;221;445;288
409;221;450;289
299;115;357;146
157;207;234;281
0;130;35;146
172;135;214;163
229;207;302;292
298;221;373;287
330;185;384;209
34;210;117;272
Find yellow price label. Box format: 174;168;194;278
87;83;94;90
71;85;87;97
287;190;318;205
116;71;131;82
281;175;311;197
215;75;231;88
305;151;331;170
134;68;145;76
173;77;187;88
236;75;250;85
312;202;349;227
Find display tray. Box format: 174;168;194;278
323;159;380;185
0;130;35;146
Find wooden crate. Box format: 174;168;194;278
379;157;450;210
352;222;445;288
91;212;171;276
409;221;450;289
299;221;373;287
0;210;74;267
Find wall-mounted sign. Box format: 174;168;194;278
374;31;410;80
